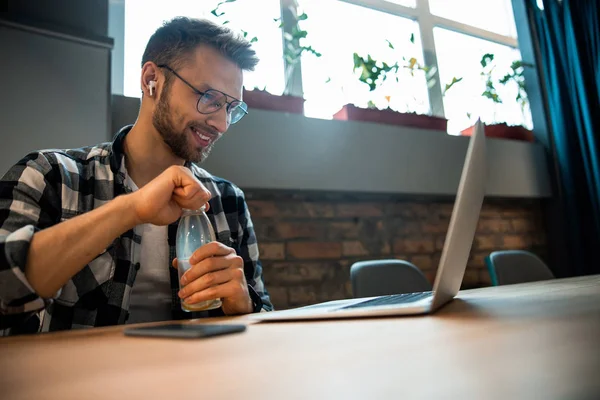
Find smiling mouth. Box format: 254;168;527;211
190;126;214;144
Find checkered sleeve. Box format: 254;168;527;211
0;152;62;329
235;188;273;312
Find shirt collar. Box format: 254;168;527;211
109;124;194;175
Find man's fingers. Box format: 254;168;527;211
170;166;211;209
189;242;235;265
182;280;242;306
179;267;235;299
182;252;242;285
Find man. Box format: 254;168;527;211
0;17;272;335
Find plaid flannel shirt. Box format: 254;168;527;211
0;125;272;335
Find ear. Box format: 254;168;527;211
140;62;160;98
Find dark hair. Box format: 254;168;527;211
141;17;259;73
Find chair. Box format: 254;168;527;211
350;259;432;298
485;250;554;286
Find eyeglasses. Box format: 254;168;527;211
157;64;248;124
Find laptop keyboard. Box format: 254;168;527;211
340;291;433;310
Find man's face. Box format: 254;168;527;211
152;45;244;163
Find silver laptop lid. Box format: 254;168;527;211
430;119;487;311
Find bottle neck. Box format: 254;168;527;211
181;205;207;217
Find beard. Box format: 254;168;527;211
152;85;219;163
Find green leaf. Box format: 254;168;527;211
325;77;331;83
410;33;415;44
386;39;394;49
511;60;524;70
480;53;494;67
250;37;258;43
297;12;308;21
443;76;463;94
499;74;512;85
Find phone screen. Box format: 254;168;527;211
124;323;246;339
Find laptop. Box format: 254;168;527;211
251;119;488;322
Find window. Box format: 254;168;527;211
116;0;532;135
122;0;283;98
429;0;517;37
298;0;428;119
434;28;532;134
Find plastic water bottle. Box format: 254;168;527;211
176;206;222;312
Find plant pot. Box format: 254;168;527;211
460;123;534;142
332;104;448;131
242;89;304;114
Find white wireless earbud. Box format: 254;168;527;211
148;80;156;96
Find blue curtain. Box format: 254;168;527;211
526;0;600;275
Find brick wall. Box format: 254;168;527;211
246;190;548;310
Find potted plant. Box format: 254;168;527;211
209;0;319;114
460;53;534;142
242;4;321;114
333;36;461;131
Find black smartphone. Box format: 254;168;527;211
123;323;246;339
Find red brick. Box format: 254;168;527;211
288;286;318;306
259;243;285;260
425;269;438;284
479;269;493;286
393;238;435;254
248;200;278;217
409;255;434;271
503;235;530;249
274;202;335;218
511;218;536;233
386;202;430;218
435;236;446;251
501;209;527;218
342;241;369;257
474;235;499;250
422;221;449;234
328;221;360;240
386;219;421;236
275;222;322;240
266;286;288;309
462;268;480;288
266;262;337;284
336;203;384;217
304;203;336;218
468;252;488;270
380;241;392;254
479;206;502;218
433;203;455;218
477;219;512;233
287;242;342;259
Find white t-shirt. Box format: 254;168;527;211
125;174;173;324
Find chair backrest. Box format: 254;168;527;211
485;250;554;286
350;259;432;298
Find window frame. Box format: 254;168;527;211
112;0;522;121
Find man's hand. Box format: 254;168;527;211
130;165;212;226
172;242;253;315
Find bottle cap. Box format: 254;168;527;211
181;204;207;214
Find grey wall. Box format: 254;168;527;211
0;1;112;175
112;95;552;198
0;22;112;174
2;0;109;38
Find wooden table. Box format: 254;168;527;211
1;275;599;400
